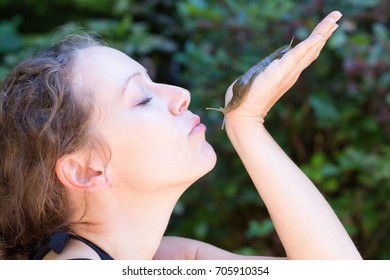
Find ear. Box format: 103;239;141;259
55;152;110;191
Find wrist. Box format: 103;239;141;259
225;114;267;144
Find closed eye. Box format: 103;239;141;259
137;97;153;106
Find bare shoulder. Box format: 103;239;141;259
42;238;101;260
153;236;284;260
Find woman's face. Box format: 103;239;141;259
73;46;217;192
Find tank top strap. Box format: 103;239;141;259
34;231;113;260
33;231;69;259
70;234;113;260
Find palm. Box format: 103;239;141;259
224;11;341;125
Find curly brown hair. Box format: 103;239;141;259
0;33;104;259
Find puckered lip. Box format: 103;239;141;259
189;114;201;135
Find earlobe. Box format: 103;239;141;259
55;153;109;191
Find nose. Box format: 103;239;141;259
161;84;191;115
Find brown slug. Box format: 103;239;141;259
207;39;293;128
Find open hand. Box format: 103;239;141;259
224;11;342;128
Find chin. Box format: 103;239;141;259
201;148;218;178
203;142;217;170
186;152;217;187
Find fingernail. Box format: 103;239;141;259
333;11;343;21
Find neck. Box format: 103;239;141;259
70;185;186;259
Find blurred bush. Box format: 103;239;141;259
0;0;389;259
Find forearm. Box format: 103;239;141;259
226;120;362;259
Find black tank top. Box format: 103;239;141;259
34;231;113;260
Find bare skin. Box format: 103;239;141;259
207;39;293;115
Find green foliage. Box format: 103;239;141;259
1;0;389;259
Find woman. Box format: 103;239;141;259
0;11;362;260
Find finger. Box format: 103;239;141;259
279;11;340;71
311;11;342;36
277;20;339;79
276;34;324;78
226;12;342;115
258;27;335;96
292;15;340;65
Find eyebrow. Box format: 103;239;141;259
121;67;149;96
121;72;141;96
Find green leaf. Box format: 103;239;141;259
246;219;275;238
0;17;22;54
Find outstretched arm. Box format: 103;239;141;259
154;236;284;260
224;11;361;259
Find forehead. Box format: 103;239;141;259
73;46;143;86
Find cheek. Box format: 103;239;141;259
106;118;185;184
100;109;216;189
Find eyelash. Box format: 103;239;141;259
137;97;153;106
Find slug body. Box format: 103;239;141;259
227;44;291;114
207;40;293;119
